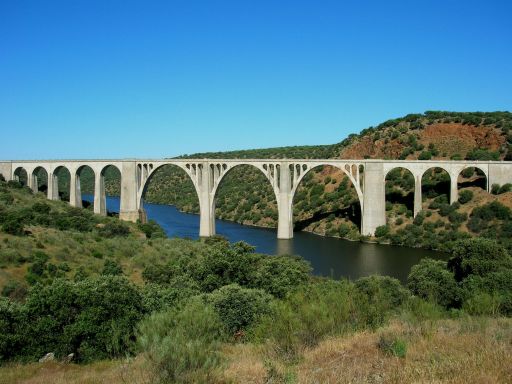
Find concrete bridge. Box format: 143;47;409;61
1;159;511;238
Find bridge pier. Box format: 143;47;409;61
199;164;215;237
69;171;82;207
277;162;293;239
94;171;106;216
47;172;59;200
362;162;386;236
119;162;140;222
414;174;422;216
450;174;458;204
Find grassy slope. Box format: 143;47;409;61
2;317;511;384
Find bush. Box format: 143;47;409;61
354;275;408;311
458;190;473;204
19;276;144;362
137;297;224;384
378;333;407;358
374;225;389;238
138;220;166;239
418;151;432;160
407;259;461;308
448;238;512;281
252;280;355;361
206;284;273;335
102;259;123;276
97;221;130;238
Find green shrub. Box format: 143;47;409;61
137;297;224;384
138;220;166;239
462;292;501;316
20;276;144;362
97;221;130;238
458;190;473;204
102;259;123;276
407;259;461;308
375;225;389;238
378;333;407;358
448;238;512;281
206;284;273;335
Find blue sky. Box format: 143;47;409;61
1;0;511;159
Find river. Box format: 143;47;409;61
84;195;446;282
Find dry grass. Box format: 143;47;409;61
0;356;152;384
222;317;512;384
2;318;511;384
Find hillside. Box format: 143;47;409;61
1;169;512;383
23;111;512;251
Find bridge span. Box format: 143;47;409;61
1;159;511;238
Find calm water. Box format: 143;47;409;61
84;195;446;282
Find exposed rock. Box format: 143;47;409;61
38;352;55;363
63;353;74;363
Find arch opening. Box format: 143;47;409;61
384;167;415;226
101;165;121;216
76;165;95;209
141;164;200;236
32;167;49;193
458;167;487;192
213;164;278;229
13;167;28;187
421;167;451;209
53;166;71;201
292;165;361;238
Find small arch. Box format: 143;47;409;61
100;164;122;215
76;165;96;209
52;166;71;202
32;166;49;193
457;166;488;194
384;167;415;225
421;167;451;208
13;167;28;186
292;164;362;236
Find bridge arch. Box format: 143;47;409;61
139;163;201;231
384;167;415;225
99;164;122;214
421;166;451;208
31;166;49;193
75;165;96;209
211;163;279;229
291;164;363;235
13;167;28;187
457;166;488;193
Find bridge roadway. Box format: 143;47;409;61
1;159;511;238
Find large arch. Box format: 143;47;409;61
139;163;200;235
76;165;96;209
211;163;279;230
384;167;415;225
13;167;28;187
291;164;363;236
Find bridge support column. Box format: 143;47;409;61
450;174;458;204
414;175;422;217
47;173;59;200
30;173;38;193
69;172;79;207
119;162;140;222
94;171;106;216
199;163;215;237
277;162;293;239
362;162;386;236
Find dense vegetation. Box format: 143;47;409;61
1;177;512;382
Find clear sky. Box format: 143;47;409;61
1;0;511;160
